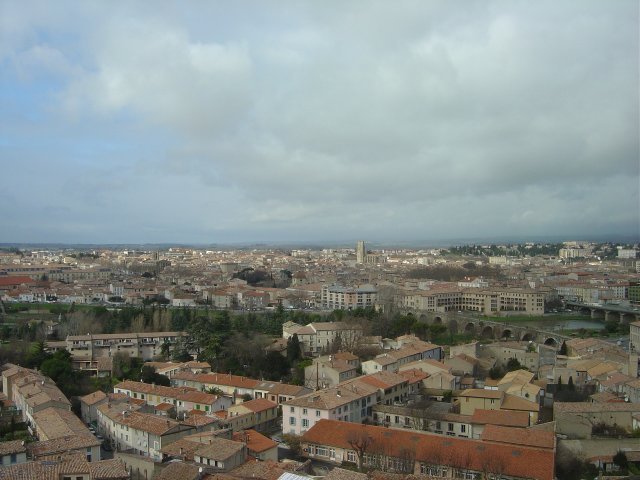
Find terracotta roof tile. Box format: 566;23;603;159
301;419;554;480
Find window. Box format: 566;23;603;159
316;410;321;417
289;417;296;426
10;453;17;464
461;425;466;433
290;407;295;413
448;423;454;431
395;416;399;424
302;419;309;428
436;421;441;430
314;446;329;457
347;451;356;463
303;408;308;415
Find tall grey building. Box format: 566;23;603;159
356;240;366;264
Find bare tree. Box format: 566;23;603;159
481;450;508;480
347;429;375;471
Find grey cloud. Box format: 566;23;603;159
1;0;638;242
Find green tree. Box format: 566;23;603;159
140;366;171;386
613;451;628;471
262;351;291;381
25;340;51;369
506;358;526;372
40;350;73;382
286;334;302;363
559;341;568;356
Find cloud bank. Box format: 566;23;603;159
1;1;638;243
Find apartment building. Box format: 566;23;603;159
66;331;187;363
300;419;555;480
321;284;378;310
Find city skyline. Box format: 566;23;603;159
1;1;638;244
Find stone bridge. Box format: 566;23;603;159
402;310;569;348
565;301;640;324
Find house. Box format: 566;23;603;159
283;382;378;436
372;402;473;438
554;402;640;439
469;409;530;439
252;381;313;406
113;380;231;415
282;321;364;356
0;440;27;466
226;398;279;432
171;372;259;398
232;429;278;461
96;407;195;460
191;437;247;472
300;419;555;480
458;389;539;424
79;390;108;425
362;340;443;374
27;434;102;462
0;452;129;480
305;357;359;389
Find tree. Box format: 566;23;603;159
140;366;170;386
287;334;302;363
347;428;375;471
613;451;628;471
40;350;73;383
281;433;302;457
506;357;525;372
25;340;51;369
567;376;575;391
559;341;568;356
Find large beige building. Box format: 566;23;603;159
395;287;544;315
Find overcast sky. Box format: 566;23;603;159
1;1;638;245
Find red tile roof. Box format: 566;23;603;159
0;276;33;286
237;398;277;413
470;409;530;427
302;420;555;480
480;425;556;450
232;429;277;454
